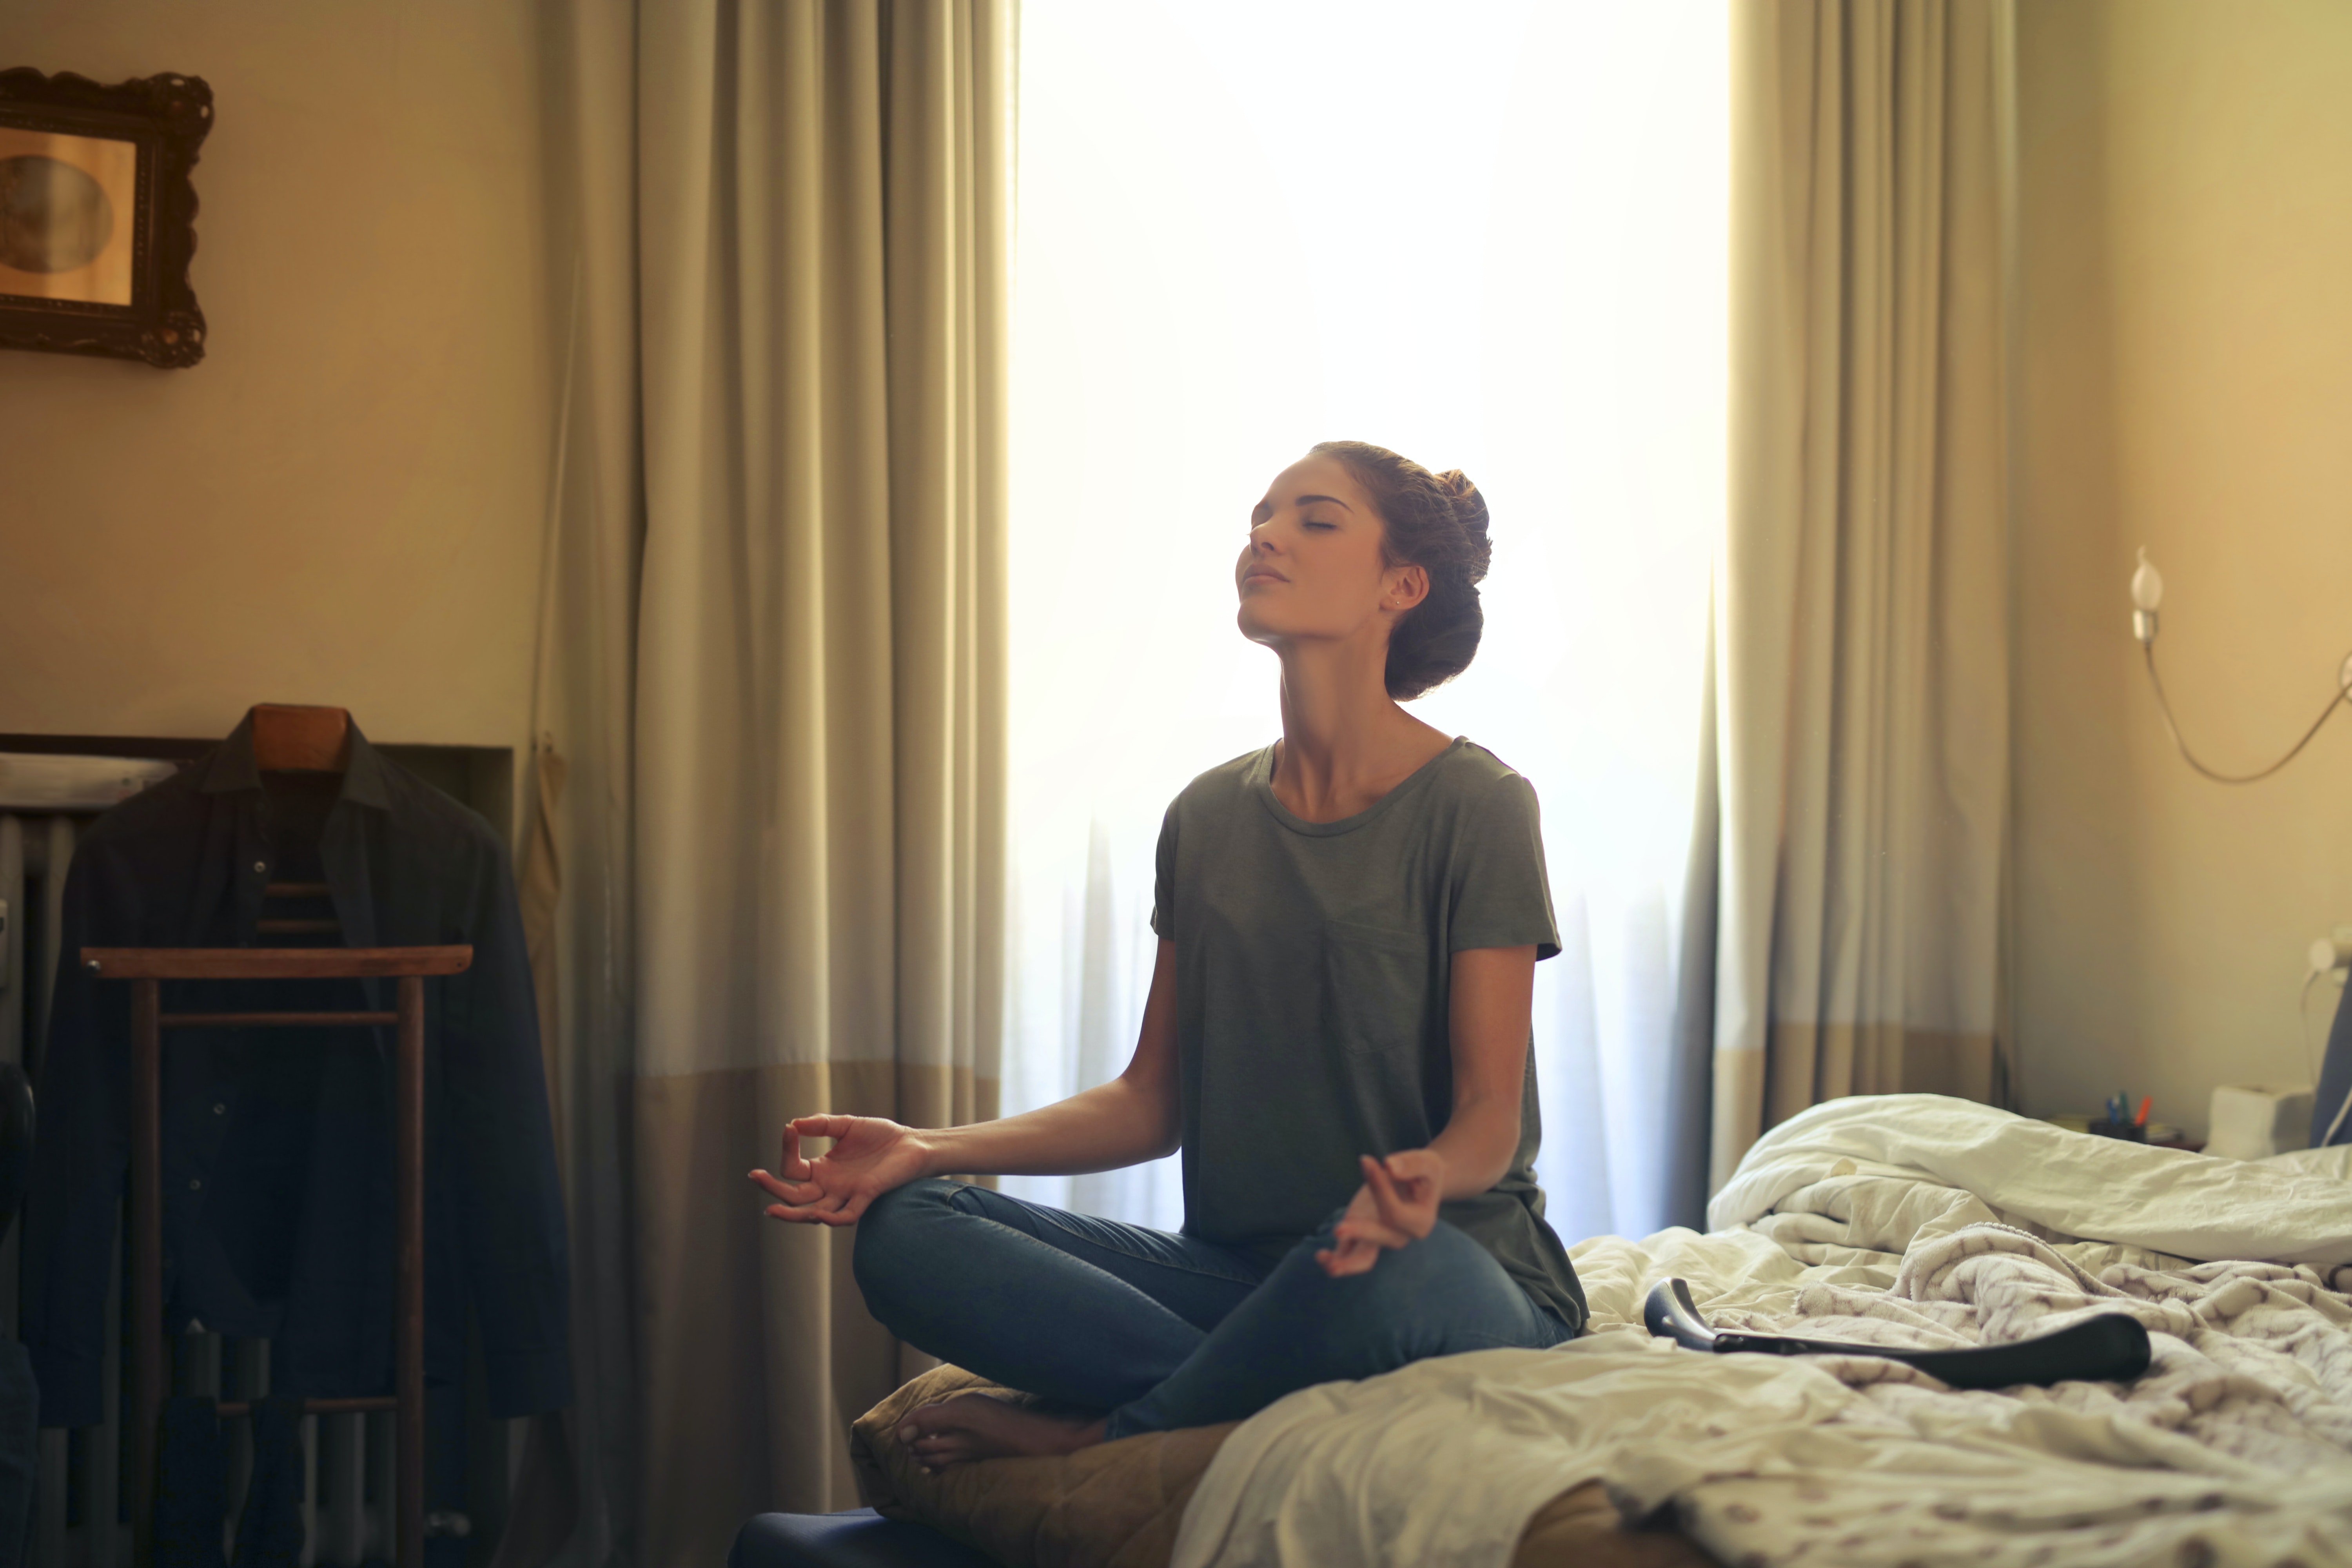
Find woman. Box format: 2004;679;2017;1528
750;441;1583;1468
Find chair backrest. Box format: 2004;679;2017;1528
2315;979;2352;1149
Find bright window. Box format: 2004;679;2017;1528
1005;0;1729;1240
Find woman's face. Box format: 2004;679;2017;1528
1235;454;1427;650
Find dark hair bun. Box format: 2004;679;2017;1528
1309;441;1492;700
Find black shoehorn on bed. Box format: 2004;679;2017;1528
1642;1278;2152;1390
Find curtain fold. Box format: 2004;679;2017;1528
530;4;1011;1564
1713;0;2016;1191
522;1;646;1563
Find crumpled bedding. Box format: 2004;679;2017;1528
1172;1094;2352;1568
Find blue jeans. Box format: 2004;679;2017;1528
852;1178;1576;1438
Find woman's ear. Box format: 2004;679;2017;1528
1383;563;1431;613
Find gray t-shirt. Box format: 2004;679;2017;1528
1150;737;1586;1330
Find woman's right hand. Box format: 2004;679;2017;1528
748;1115;934;1226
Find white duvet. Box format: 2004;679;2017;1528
1171;1095;2352;1568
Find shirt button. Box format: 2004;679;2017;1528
188;1178;202;1192
253;861;268;875
212;1103;227;1116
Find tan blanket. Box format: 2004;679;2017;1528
851;1365;1713;1568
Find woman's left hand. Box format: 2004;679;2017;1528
1315;1149;1445;1277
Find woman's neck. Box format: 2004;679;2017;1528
1271;639;1452;823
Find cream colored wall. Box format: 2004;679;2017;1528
2014;0;2352;1140
0;2;554;764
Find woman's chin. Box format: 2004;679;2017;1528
1235;604;1279;644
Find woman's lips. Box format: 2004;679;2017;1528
1241;567;1288;584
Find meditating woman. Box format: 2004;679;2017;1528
750;440;1584;1466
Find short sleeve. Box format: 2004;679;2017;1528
1448;773;1562;959
1149;803;1177;939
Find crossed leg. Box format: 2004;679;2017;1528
853;1180;1574;1466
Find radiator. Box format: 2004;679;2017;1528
3;812;407;1568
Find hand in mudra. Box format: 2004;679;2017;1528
1315;1148;1444;1277
748;1115;930;1226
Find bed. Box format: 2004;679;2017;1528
740;1095;2352;1568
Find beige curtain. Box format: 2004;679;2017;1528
516;0;648;1562
1713;0;2016;1191
528;3;1011;1565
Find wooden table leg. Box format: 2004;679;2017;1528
130;976;163;1568
396;975;425;1568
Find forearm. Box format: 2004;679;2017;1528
919;1073;1179;1178
1427;1093;1520;1199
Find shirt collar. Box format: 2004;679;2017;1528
194;712;394;811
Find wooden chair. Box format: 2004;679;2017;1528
81;941;473;1568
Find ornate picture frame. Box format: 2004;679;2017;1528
0;69;212;368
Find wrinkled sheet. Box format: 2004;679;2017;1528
1172;1095;2352;1568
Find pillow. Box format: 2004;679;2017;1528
2258;1144;2352;1182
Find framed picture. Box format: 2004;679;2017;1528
0;69;211;368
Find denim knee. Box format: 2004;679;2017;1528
850;1177;961;1311
1304;1205;1483;1273
1294;1217;1497;1322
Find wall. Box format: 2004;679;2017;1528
0;2;555;772
2014;0;2352;1139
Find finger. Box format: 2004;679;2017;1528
803;1187;853;1219
1370;1154;1437;1235
1385;1151;1438;1202
1361;1159;1416;1233
1363;1151;1419;1199
1332;1230;1386;1263
1336;1213;1402;1250
1332;1217;1413;1252
746;1169;823;1204
1334;1202;1412;1243
1315;1241;1377;1277
755;1175;827;1207
791;1114;856;1141
766;1188;855;1225
780;1127;811;1181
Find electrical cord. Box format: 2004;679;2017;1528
2134;592;2352;1143
2140;642;2352;784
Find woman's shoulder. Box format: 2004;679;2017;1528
1417;741;1547;842
1433;738;1535;800
1165;744;1275;815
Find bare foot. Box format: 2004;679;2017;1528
895;1393;1106;1471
